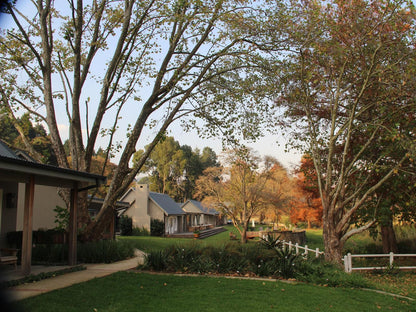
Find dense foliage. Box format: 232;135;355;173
142;243;368;287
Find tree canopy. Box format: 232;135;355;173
133;136;219;202
0;0;280;240
271;0;416;262
195;147;283;243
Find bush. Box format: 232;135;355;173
7;229;66;248
31;240;135;264
144;250;167;271
295;259;369;288
120;215;133;236
132;227;150;236
141;243;370;287
32;244;67;264
78;240;135;263
151;219;165;236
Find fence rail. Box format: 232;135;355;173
279;240;325;258
270;239;416;273
343;252;416;273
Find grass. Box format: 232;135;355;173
17;271;415;312
118;225;242;252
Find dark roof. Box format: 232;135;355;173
87;195;130;209
187;199;219;215
149;192;185;215
0;140;106;188
0;140;20;159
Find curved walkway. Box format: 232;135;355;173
4;249;146;301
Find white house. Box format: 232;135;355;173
121;184;186;235
181;199;220;230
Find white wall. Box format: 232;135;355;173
16;184;66;231
123;184;151;230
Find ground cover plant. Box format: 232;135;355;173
16;271;415;312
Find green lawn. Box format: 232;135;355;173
118;225;242;252
17;271;415;312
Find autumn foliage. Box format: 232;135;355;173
290;155;323;228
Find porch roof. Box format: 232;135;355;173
0;155;106;188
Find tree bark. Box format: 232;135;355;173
381;221;398;253
323;224;344;264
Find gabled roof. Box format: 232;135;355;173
149;192;185;216
183;199;219;215
120;187;135;201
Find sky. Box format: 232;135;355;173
0;0;303;171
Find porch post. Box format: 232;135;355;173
22;176;35;276
68;183;78;266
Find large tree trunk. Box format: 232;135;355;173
381;221;398;253
322;197;344;265
323;224;344;264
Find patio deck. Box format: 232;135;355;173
168;226;226;239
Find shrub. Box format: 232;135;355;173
141;242;369;288
294;259;369;288
31;240;135;264
32;244;67;264
120;215;133;236
131;227;150;236
144;250;167;271
272;247;300;279
260;233;281;250
78;240;135;263
151;219;165;236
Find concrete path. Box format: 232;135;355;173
4;249;146;301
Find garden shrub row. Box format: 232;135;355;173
30;239;135;264
120;215;161;236
141;242;369;288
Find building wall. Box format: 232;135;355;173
148;200;165;221
123;184;151;230
16;184;66;231
0;182;18;245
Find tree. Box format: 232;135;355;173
274;0;416;262
290;155;323;229
261;161;294;225
195;147;278;243
181;145;219;201
133;136;219;201
136;136;186;200
0;112;57;164
0;0;277;240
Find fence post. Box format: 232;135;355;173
295;243;299;255
304;245;308;256
347;253;352;273
389;252;394;268
288;241;292;253
344;255;349;272
315;248;320;258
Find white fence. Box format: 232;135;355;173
343;252;416;273
274;240;416;273
279;240;325;258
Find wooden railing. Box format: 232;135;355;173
343;252;416;273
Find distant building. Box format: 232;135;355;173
121;184;186;235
